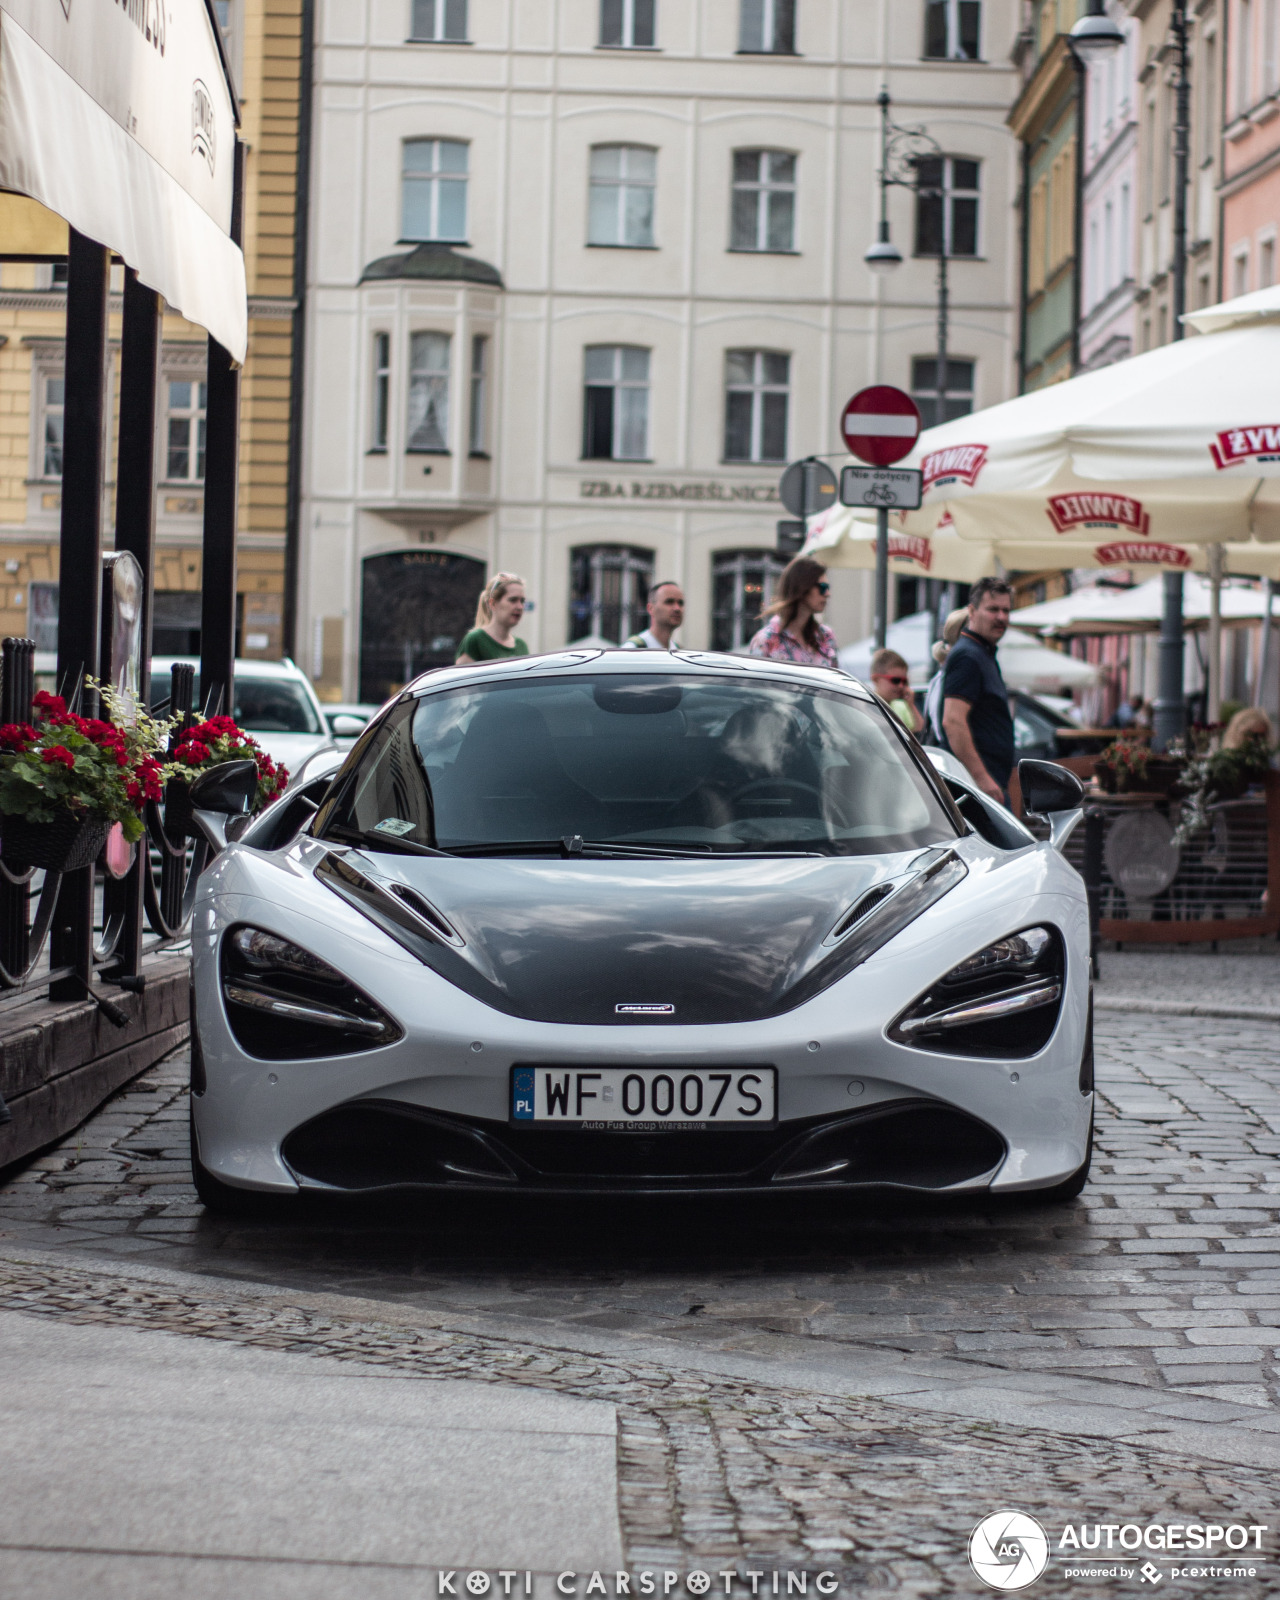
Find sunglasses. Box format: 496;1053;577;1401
881;675;910;689
814;582;830;596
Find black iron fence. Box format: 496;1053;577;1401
0;638;209;1017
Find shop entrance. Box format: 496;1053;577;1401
359;550;486;703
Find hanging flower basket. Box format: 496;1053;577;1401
167;717;288;814
0;812;111;872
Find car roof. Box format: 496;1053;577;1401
400;648;876;702
151;656;311;682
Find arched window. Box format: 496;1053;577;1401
730;150;796;252
569;545;654;644
712;549;786;651
401;139;469;242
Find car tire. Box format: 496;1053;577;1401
1027;1109;1094;1204
190;1107;295;1217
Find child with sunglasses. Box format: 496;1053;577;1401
747;557;839;668
870;648;925;735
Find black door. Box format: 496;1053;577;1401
360;550;486;703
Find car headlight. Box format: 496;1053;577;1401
220;925;402;1059
888;924;1065;1057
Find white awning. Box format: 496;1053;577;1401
0;0;246;362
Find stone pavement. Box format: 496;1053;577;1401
1095;940;1280;1020
1;1003;1279;1594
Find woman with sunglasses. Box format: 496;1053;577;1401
870;648;925;735
746;556;838;668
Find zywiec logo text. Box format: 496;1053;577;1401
1211;425;1280;469
1046;493;1151;536
1096;541;1191;569
191;81;216;175
116;0;164;54
867;533;932;570
921;444;987;491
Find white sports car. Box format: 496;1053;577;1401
188;649;1093;1211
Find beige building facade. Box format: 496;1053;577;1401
0;0;307;668
301;0;1025;702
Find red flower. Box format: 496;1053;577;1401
0;723;36;751
175;740;210;766
41;745;75;770
33;691;66;718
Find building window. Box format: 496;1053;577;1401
371;333;390;451
724;350;789;463
712;549;786;652
402;139;469;243
914;156;979;257
165;379;207;481
1237;0;1254;115
730;150;796;252
910;357;974;428
28;581;58;652
588;145;657;248
407;331;451;452
924;0;980;60
38;373;64;478
410;0;467;41
1261;234;1277;289
1027;175;1047;295
569;544;654;644
600;0;655;47
739;0;795;53
583;346;650;461
469;334;488;454
213;0;234;55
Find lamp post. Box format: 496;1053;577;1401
864;91;950;644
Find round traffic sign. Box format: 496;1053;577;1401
778;457;838;518
841;386;921;467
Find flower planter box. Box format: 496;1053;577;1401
0;813;111;872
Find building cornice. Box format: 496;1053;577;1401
1007;36;1077;144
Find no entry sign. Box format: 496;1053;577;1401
841;386;921;467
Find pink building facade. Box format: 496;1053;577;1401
1222;0;1280;301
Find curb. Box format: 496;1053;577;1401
1095;994;1280;1023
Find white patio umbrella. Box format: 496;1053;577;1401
1011;574;1275;636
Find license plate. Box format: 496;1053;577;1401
510;1066;776;1128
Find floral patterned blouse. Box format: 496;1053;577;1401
746;615;839;669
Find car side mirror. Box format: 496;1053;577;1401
1018;757;1084;854
330;714;366;738
189;758;259;817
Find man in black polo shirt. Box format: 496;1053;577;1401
941;576;1015;804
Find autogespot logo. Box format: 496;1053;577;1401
969;1512;1051;1591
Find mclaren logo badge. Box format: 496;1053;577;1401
616;1003;675;1015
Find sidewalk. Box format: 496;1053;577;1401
1095;938;1280;1019
0;1305;621;1600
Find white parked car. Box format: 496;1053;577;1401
151;657;335;782
187;650;1093;1213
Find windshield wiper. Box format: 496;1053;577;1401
322;825;446;857
442;838;822;860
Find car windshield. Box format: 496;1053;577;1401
319;674;957;856
233;678;323;736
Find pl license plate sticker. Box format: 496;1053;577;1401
511;1067;776;1128
372;818;417;837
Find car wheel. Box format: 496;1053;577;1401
1027;1109;1094;1204
189;1106;294;1217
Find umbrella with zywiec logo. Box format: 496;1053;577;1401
871;284;1280;579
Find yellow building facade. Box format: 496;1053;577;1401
0;0;305;667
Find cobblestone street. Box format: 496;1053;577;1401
1;1002;1279;1593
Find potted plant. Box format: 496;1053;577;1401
165;715;288;836
0;690;167;871
1172;729;1273;845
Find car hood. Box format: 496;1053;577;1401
317;851;945;1025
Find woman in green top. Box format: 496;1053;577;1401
456;572;531;664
